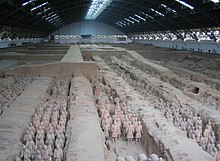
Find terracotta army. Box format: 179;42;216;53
47;123;54;136
199;136;207;150
116;119;122;139
122;106;128;115
20;144;31;161
180;118;187;133
207;142;215;153
55;134;64;149
206;121;213;133
103;122;111;139
54;145;63;161
41;116;49;129
102;113;109;125
93;82;102;96
111;122;118;143
31;145;42;161
42;145;52;161
114;97;120;105
59;117;66;128
196;117;203;127
23;130;32;144
45;132;55;150
47;144;53;158
55;124;64;136
167;112;174;123
186;118;194;137
126;122;134;144
36;126;45;138
106;114;112;127
26;138;35;153
195;126;202;143
35;132;44;149
27;123;35;138
211;147;219;160
209;130;216;144
135;121;143;143
51;118;58;129
122;117;129;139
36;135;45;152
33;116;40;129
174;114;181;128
23;148;31;161
100;108;108;120
191;133;197;143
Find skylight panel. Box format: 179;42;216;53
210;0;220;3
22;0;37;6
42;15;47;19
37;12;43;16
134;14;146;21
48;12;55;16
123;21;129;25
125;18;134;24
30;2;48;12
142;12;154;19
117;21;126;26
49;16;60;23
146;14;154;19
115;22;123;27
161;4;177;13
129;16;139;23
46;15;59;21
175;0;194;10
45;16;51;20
49;16;59;22
85;0;113;20
151;8;165;16
44;7;51;12
50;14;57;19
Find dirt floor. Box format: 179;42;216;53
0;44;70;70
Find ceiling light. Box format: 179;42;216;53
210;0;220;3
129;16;139;23
134;14;146;21
175;0;194;10
151;8;165;16
142;12;154;19
22;0;37;6
125;18;134;24
117;21;126;26
161;4;177;13
30;2;48;12
85;0;113;20
115;22;123;27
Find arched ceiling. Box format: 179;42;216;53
0;0;220;38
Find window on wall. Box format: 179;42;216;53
81;35;92;39
117;35;127;41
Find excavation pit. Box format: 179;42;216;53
0;44;219;161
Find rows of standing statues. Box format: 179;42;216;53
93;79;165;161
106;57;220;160
19;79;69;161
0;76;33;115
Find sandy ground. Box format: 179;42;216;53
0;60;17;70
106;139;147;161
